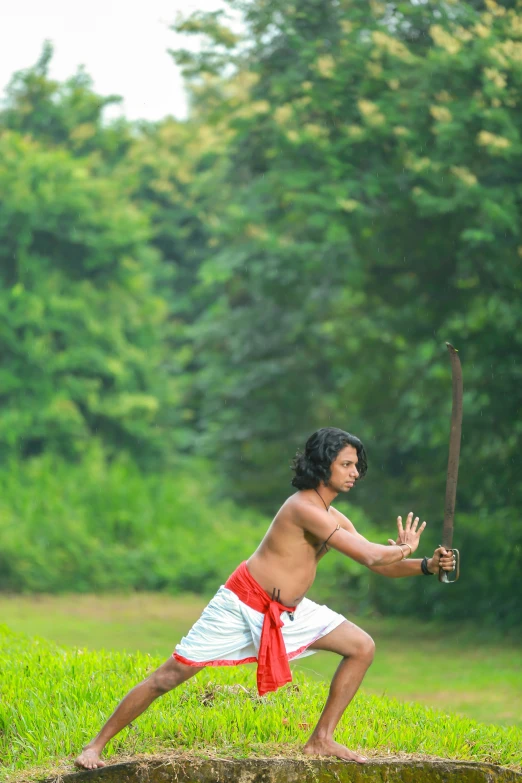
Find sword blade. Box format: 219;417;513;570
442;342;463;551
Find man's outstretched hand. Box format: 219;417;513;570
387;511;426;555
426;546;456;573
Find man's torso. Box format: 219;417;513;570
246;493;346;606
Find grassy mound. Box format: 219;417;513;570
1;626;521;782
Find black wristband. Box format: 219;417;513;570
421;556;435;575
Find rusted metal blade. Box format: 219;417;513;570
439;342;463;583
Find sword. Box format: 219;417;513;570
439;342;462;583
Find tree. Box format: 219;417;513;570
1;42;133;170
170;0;522;525
0;131;179;464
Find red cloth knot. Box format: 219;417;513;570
225;561;296;696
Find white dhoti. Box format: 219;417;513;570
173;584;347;668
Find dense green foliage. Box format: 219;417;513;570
0;447;267;594
0;130;179;464
0;448;377;611
172;0;522;520
1;625;521;781
1;1;521;625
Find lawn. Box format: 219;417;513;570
1;593;520;729
1;624;521;783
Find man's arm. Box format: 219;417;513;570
369;547;455;577
368;559;432;578
295;503;424;566
332;509;452;578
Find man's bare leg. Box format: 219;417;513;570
75;657;204;770
303;620;375;763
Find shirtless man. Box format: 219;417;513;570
75;426;455;770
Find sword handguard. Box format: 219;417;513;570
438;547;460;583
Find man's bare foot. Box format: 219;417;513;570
74;746;106;770
303;738;367;763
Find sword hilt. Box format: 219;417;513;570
438;547;460;583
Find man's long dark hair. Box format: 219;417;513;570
291;427;367;489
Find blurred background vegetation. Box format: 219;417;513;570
1;0;521;629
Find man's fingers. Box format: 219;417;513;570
388;538;396;545
405;512;413;532
432;543;456;572
411;516;420;532
439;550;456;571
397;516;404;536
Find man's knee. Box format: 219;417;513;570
361;633;376;663
148;657;204;694
351;631;376;664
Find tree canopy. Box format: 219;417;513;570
170;0;522;521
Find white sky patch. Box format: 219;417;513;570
0;0;233;122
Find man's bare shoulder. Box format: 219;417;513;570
284;494;359;532
282;492;320;521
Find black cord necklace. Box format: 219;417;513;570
313;487;330;512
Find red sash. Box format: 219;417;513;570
225;561;296;696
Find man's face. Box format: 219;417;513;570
327;445;359;493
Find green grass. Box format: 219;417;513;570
1;593;521;730
1;624;521;783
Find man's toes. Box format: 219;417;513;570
75;752;105;770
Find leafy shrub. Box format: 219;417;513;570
0;443;268;594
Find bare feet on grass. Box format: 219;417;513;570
74;746;106;770
303;738;367;763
